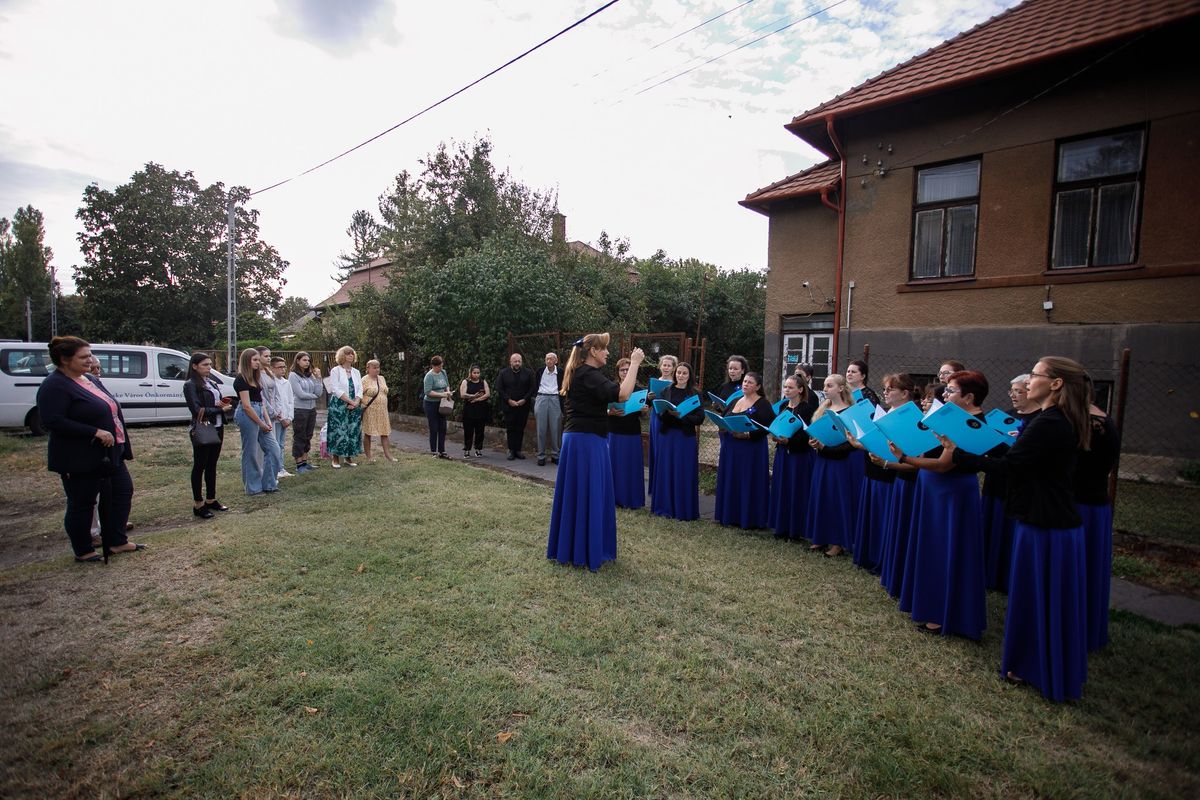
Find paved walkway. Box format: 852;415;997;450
377;423;1200;628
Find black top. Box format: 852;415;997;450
233;375;262;403
36;370;134;474
856;385;882;407
982;408;1041;498
462;378;491;421
725;395;775;442
953;406;1081;529
712;380;741;408
564;364;620;437
608;384;644;436
184;378;225;429
1074;414;1120;506
777;397;819;454
864;455;897;483
658;385;705;437
496;366;536;404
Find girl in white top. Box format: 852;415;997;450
270;357;295;477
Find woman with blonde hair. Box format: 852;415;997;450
944;357;1093;700
361;359;396;462
804;373;862;555
327;345;363;468
646;354;676;498
547;334;644;572
232;348;281;494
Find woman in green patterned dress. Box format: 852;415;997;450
327;345;363;468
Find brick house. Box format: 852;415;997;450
741;0;1200;402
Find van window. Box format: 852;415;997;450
92;350;147;379
158;353;190;381
1;348;53;376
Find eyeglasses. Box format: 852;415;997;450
1029;371;1053;380
1008;387;1027;394
943;386;961;395
937;370;953;378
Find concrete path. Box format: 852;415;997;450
375;422;1200;628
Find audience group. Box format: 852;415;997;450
36;335;1120;703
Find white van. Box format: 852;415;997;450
0;343;237;435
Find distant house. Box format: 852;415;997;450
742;0;1200;396
314;256;396;310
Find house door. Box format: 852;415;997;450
780;332;833;388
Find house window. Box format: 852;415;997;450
1051;130;1144;269
911;159;980;280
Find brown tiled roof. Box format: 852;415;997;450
786;0;1200;152
740;160;840;214
315;256;396;308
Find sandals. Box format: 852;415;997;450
109;543;147;556
75;554;103;564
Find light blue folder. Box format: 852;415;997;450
852;388;864;402
873;401;940;456
845;417;898;464
985;408;1023;438
772;398;788;415
806;412;848;447
753;409;807;439
649;378;672;395
923;402;1010;455
835;397;877;435
652;394;701;417
707;388;743;410
704;409;759;433
607;389;648;416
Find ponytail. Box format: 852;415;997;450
560;333;611;395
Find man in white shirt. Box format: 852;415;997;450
533;352;563;466
271;357;295;477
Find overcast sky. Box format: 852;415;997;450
0;0;1015;306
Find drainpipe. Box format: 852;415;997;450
826;116;847;370
819;186;838;213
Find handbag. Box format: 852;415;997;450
191;406;220;446
438;395;454;416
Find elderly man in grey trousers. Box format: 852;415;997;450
533;352;563;466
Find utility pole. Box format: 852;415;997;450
226;197;237;370
49;265;58;337
24;296;32;342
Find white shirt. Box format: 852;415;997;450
538;367;559;395
274;376;294;422
328;365;363;403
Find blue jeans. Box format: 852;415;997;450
273;420;289;463
235;402;281;494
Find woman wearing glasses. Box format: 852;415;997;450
943;358;1093;701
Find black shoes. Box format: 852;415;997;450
514;452;526;460
193;506;215;519
205;501;230;512
507;452;517;461
537;457;546;466
551;457;558;464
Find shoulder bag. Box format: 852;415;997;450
191;405;220;446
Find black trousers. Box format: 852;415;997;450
61;452;133;557
504;406;531;454
292;407;317;462
191;426;224;502
462;418;486;450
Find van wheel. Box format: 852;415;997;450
26;408;45;436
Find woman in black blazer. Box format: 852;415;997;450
36;336;145;562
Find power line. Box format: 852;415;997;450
250;0;622;197
634;0;851;97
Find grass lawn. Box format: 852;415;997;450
1;427;1198;798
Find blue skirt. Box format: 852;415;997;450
852;476;893;573
805;451;864;549
880;478;918;598
547;432;617;571
902;470;986;639
714;435;770;529
647;412;661;497
1078;502;1113;652
982;494;1016;592
608;432;645;509
768;447;813;539
651;428;700;521
1003;522;1088;702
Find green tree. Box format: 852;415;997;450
377;136;557;271
336;210;381;278
75;163;287;348
0;206;54;340
274;296;312;327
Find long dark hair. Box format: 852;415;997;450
187;352;211;393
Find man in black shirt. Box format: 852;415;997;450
495;352;536;460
